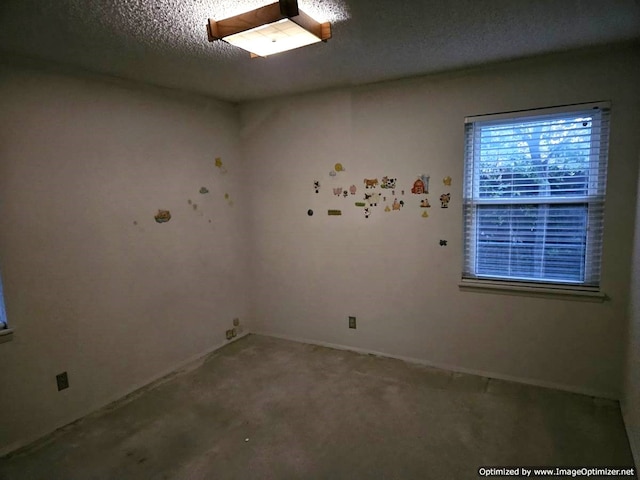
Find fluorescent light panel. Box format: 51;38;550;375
224;18;321;57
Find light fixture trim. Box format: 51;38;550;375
207;0;331;57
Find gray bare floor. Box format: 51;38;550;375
0;334;636;480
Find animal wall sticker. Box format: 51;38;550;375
154;210;171;223
392;198;404;210
440;193;451;208
215;157;227;173
364;192;381;206
349;185;357;195
314;181;320;193
420;198;431;208
380;176;397;189
443;176;452;186
333;187;343;196
364;178;379;189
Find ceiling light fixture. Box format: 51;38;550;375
207;0;331;58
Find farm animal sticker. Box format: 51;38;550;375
214;157;227;174
333;187;343;196
380;176;397;189
330;170;337;177
422;211;429;218
314;181;320;193
440;193;451;208
343;190;348;198
364;192;381;206
440;240;448;246
199;187;209;194
364;207;370;219
443;176;452;186
349;185;357;195
392;198;404;211
154;210;171;223
420;198;431;208
411;174;430;194
364;178;379;189
385;205;391;212
334;163;345;172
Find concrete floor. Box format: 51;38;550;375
0;334;636;479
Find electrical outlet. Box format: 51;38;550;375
56;372;69;391
225;329;233;340
348;316;356;329
233;318;240;327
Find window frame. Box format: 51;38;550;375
460;102;610;301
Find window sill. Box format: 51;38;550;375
0;328;14;344
459;279;609;302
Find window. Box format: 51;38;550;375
462;102;610;291
0;274;10;343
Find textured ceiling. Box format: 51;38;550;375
1;0;639;102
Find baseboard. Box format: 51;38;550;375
621;404;640;470
255;331;619;401
0;332;249;458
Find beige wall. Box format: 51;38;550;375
623;156;640;466
0;63;249;454
242;46;640;399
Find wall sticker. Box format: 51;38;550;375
200;187;209;194
411;175;430;194
364;178;379;189
364;192;381;206
334;163;345;172
443;176;452;186
439;193;451;208
154;210;171;223
380;176;397;189
215;157;227;173
328;209;342;216
314;181;320;193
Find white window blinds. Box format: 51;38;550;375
462;102;610;288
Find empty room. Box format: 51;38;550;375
1;0;640;478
